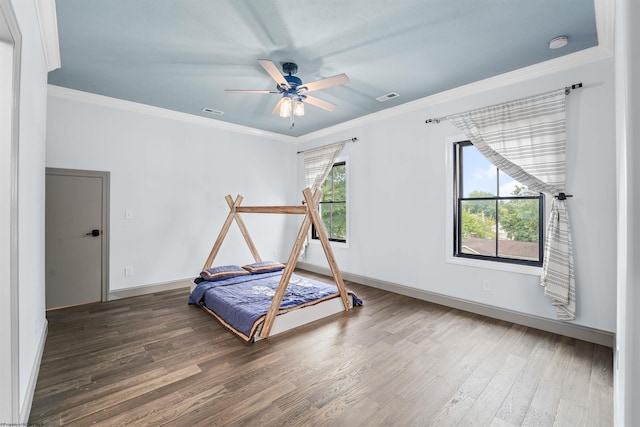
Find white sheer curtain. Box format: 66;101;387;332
448;88;576;320
300;141;346;258
304;141;346;191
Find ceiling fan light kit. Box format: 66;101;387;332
226;60;349;129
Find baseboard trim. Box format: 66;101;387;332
20;319;48;424
297;262;614;348
108;278;192;300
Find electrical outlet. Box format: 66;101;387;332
482;280;491;291
124;266;133;277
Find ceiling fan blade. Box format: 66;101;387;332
258;59;290;89
304;96;337;112
225;89;279;94
300;73;349;93
272;98;286;115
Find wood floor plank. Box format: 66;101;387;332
561;340;595;407
84;379;228;426
527;379;562;420
494;343;554;425
457;324;527;399
29;274;613;426
458;353;528;426
521;405;555;427
591;344;614;387
586;381;614;427
61;365;202;425
431;391;477;427
555;398;588;426
394;338;498;425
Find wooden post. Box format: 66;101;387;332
225;195;262;263
260;190;323;338
202;195;243;271
302;187;350;311
260;208;312;338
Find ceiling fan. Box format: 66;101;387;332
225;60;350;129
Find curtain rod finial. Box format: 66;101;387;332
565;82;583;95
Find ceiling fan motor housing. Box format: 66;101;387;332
284;75;302;90
282;62;298;75
279;63;303;94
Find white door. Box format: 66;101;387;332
45;169;109;309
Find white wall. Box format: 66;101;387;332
6;0;49;421
299;58;616;333
615;0;640;424
46;93;299;291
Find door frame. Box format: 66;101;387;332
0;0;21;422
46;168;110;302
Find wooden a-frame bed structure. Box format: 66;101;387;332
200;187;353;339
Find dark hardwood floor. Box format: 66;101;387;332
30;272;613;426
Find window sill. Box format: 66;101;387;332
446;255;542;276
309;238;349;249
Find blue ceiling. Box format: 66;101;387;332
48;0;598;137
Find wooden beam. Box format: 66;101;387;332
303;187;350;311
236;206;307;215
260;190;322;338
202;195;243;271
260;215;313;338
225;195;261;263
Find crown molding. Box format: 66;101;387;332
47;85;298;143
34;0;60;71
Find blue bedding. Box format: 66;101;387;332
188;271;361;342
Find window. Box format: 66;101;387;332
454;141;543;266
312;161;347;243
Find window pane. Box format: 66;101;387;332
498;199;540;261
321;169;334;202
462;144;496;197
313;162;347;242
330;202;346;240
332;164;346;202
455;141;542;266
460;199;496;256
498;170;533;197
319;203;332;236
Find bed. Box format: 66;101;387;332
195;189;360;341
188;263;362;343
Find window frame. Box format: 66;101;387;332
311;160;348;245
453;140;544;267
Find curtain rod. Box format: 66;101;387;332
296;137;358;154
425;83;583;124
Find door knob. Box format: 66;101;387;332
85;229;100;237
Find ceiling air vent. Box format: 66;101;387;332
376;92;400;102
202;107;224;116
